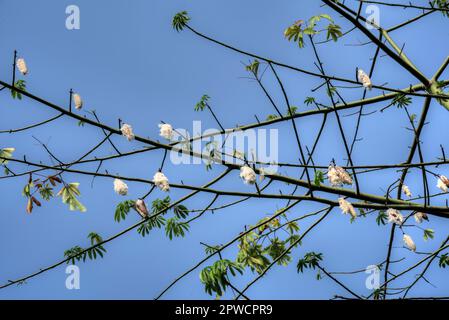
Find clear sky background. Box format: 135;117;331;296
0;0;448;299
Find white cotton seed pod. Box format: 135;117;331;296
113;178;128;196
327;164;352;186
135;199;149;218
158;123;173;140
402;185;412;198
437;175;449;193
357;69;372;90
403;234;416;252
338;197;356;219
327;165;341;186
72;93;83;110
153;172;170;192
240;165;256;185
335;166;353;185
120;124;135;141
414;212;428;224
16;58;28;75
387;208;404;225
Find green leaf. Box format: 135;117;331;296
64;246;84;264
137;215;166;237
38;184;54;201
326;23;342;42
286;221;300;234
204;244;221;255
286;234;301;248
304;97;315;106
114;200;135;222
200;259;244;296
433;0;449;18
22;181;33;198
284;21;304;48
173;204;189;219
87;232;103;245
376;210;388;226
165;217;190;240
11;80;26;100
265;238;291;266
327;87;337;97
195;94;210;111
172;11;190;32
392;94;412;109
64;233;106;264
314;171;324;186
236;237;271;274
423;229;435;241
0;148;15;165
297;252;323;273
439;253;449;268
286;106;298;116
57;183;87;212
319;14;333;22
266;114;279;121
245;59;260;76
358;208;366;217
152;196;171;214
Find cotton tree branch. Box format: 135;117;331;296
155;200;304;299
268;63;314;190
234;207;338;300
316;265;363;300
348;30;383;157
5;147;449;182
3;76;449;186
402;236;449;298
249;67;284;118
322;0;430;85
368;240;449;299
387;9;436;32
308;35;361;194
383;96;433;297
0;169;232;290
180;27;448;98
1;78;447;163
2;3;448;300
0;114;63;134
433;56;449;81
357;0;449;13
4;156;449;217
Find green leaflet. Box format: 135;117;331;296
0;147;15;165
57;182;87;212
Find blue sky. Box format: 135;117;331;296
0;0;448;299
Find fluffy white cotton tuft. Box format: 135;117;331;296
403;234;416;252
159;123;173;140
357;69;372;90
240;165;256;184
153;171;170;192
327;164;352;186
73;93;83;110
387;208;404;225
338;197;357;219
16;58;28;75
437;175;449;193
121;124;135;141
113;179;128;196
414;212;428;224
